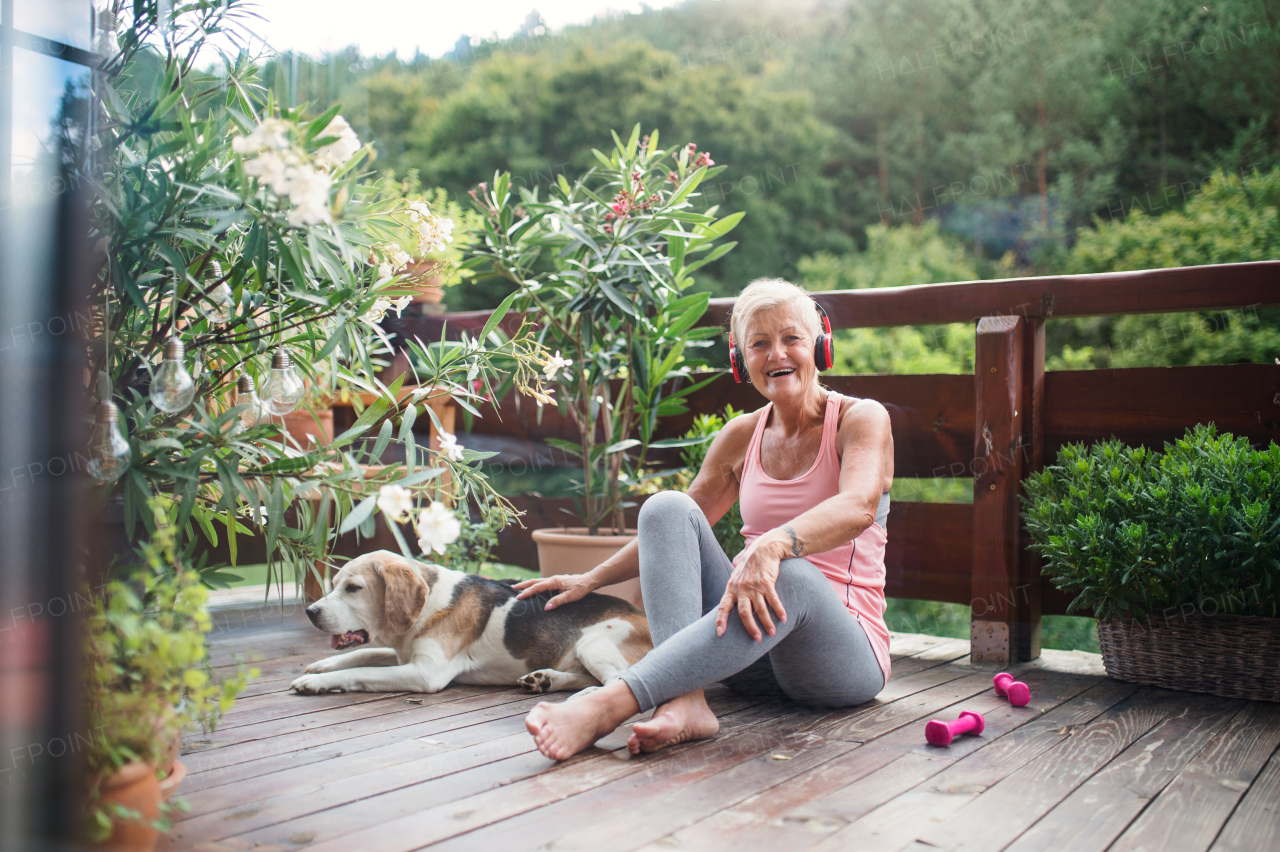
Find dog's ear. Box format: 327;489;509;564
375;558;428;635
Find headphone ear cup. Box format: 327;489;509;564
729;341;746;383
815;334;833;371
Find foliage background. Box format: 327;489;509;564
258;0;1278;372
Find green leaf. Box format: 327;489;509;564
481;289;520;340
304;103;343;141
371;418;394;461
650;434;716;448
399;468;445;486
339;495;378;535
683;241;737;276
605;439;641;454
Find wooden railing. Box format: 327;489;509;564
385;261;1280;664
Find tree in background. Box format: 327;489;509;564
1062;168;1280;368
257;0;1279;370
801;222;979;374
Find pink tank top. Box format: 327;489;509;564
734;393;892;682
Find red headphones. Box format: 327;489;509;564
729;300;834;383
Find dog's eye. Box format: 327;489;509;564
345;584;362;593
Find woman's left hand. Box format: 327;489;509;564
716;537;789;641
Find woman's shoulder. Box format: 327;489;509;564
718;407;764;444
834;394;891;435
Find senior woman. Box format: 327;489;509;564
513;277;894;761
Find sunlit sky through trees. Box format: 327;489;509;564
242;0;686;57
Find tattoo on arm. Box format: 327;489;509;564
783;524;804;558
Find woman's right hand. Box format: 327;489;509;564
512;573;597;611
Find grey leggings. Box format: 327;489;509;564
619;491;886;712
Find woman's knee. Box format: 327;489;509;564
773;558;829;599
638;490;698;529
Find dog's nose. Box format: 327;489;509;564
305;603;321;625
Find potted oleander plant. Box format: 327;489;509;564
82;3;552;844
464;127;742;598
89;0;549;586
1023;424;1280;701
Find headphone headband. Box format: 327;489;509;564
729;298;834;382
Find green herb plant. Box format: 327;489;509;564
1023;424;1280;624
84;496;257;842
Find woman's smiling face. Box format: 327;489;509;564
743;305;818;399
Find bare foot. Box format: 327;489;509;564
626;690;719;754
526;687;633;761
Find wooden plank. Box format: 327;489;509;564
511;728;860;852
214;689;411;730
422;671;1027;852
227;697;784;852
467;373;977;479
166;727;537;846
971;315;1035;664
287;664;977;852
1018;318;1046;658
179;687;580;795
1108;701;1280;852
884;502;971;605
703;261;1280;328
1045;363;1280;455
180;686;519;776
631;667;1107;852
1210;744;1280;852
893;689;1213;852
801;681;1160;852
1002;696;1243;852
408;263;1280;340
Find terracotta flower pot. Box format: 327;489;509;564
402;267;445;304
158;759;186;801
531;527;643;611
95;762;162;852
282;407;334;448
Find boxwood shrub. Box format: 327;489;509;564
1022;425;1279;624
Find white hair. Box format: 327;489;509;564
729;277;822;349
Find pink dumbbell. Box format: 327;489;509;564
993;673;1030;707
925;710;985;747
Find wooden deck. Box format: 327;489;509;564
167;602;1280;852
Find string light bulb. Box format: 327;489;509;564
201;260;234;323
150;336;196;413
234;372;269;432
95;8;120;61
262;348;305;415
88;401;131;483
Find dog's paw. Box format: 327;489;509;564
304;658;339;674
518;670;554;694
290;674;346;695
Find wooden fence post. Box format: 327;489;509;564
971;315;1044;664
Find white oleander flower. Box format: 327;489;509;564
406;200;433;223
416;501;461;555
232;118;290;155
437;430;465;462
377;484;415;523
416;214;455;254
362;295;414;324
244;150;290;194
314;115;361;170
542;350;574;381
284;165;333;226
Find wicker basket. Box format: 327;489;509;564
1097;613;1280;702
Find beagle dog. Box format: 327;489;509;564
290;551;652;696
